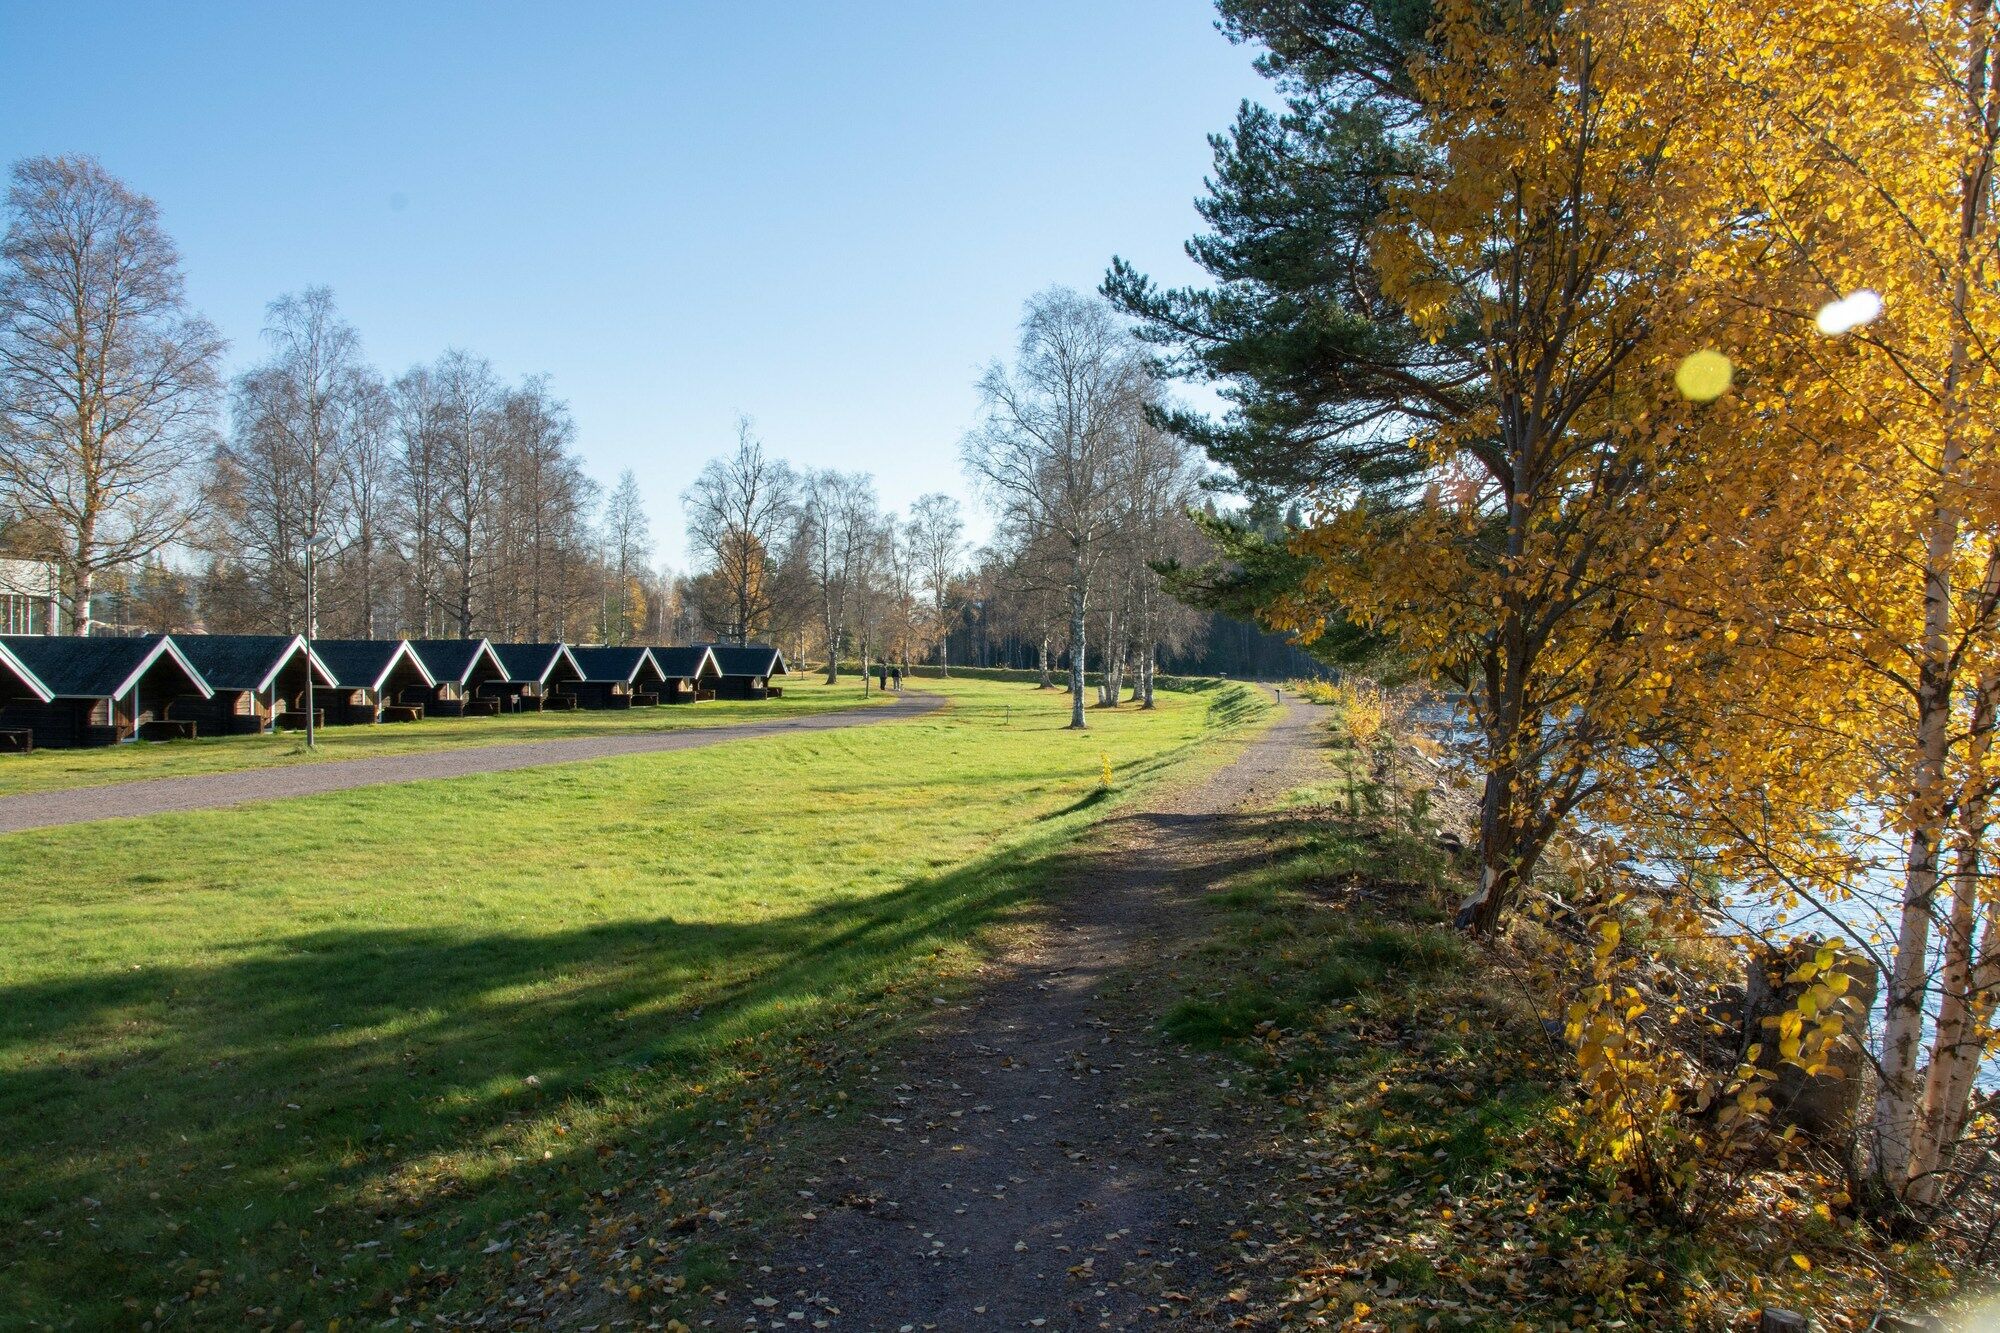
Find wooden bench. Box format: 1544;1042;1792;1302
630;692;659;707
139;719;197;742
766;686;783;698
276;709;325;730
694;689;716;702
461;696;500;717
0;728;32;754
545;693;580;711
381;704;423;723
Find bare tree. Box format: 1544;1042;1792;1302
492;377;591;640
209;365;319;630
434;350;500;637
602;468;651;644
249;287;365;633
0;155;224;633
1118;416;1205;708
337;370;393;636
962;288;1147;728
906;492;965;675
848;511;897;694
798;468;878;681
683;417;796;644
389;365;448;635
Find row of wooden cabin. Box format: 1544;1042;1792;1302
0;635;789;751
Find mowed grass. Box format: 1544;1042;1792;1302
0;675;884;797
0;677;1269;1327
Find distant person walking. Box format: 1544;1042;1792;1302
891;666;903;692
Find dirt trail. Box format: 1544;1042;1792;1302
744;692;1321;1331
0;692;939;833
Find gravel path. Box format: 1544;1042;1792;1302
0;692;940;833
738;691;1321;1331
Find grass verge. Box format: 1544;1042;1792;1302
0;676;1269;1328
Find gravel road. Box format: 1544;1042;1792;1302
0;691;940;834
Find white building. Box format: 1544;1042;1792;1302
0;558;60;634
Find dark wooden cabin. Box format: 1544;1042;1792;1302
648;646;722;703
0;634;212;747
567;645;668;709
0;640;53;751
488;642;586;712
170;634;337;736
699;644;789;699
407;639;509;717
312;639;436;724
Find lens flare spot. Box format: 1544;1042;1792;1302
1814;289;1883;335
1675;350;1734;402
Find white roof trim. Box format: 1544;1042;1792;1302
546;643;584;684
0;639;52;702
116;636;213;701
367;639;436;691
255;635;338;693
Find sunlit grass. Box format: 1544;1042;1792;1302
0;676;1268;1327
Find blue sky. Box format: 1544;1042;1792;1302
0;2;1267;566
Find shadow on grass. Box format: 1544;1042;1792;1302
0;684;1269;1326
0;831;1073;1323
0;680;1272;1326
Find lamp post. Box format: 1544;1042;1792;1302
303;529;327;750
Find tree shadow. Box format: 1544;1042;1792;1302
0;788;1288;1324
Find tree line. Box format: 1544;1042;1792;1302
0;154;665;643
664;288;1215;717
0;155;1281;690
1109;0;2000;1223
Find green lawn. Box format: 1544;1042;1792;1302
0;676;1269;1328
0;676;884;797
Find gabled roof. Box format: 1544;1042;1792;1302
175;634;336;693
0;633;212;700
0;638;53;702
407;638;506;687
490;641;584;685
649;645;721;682
698;643;788;678
311;639;436;692
569;645;664;685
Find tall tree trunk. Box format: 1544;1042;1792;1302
1037;634;1053;689
1908;666;2000;1209
1876;27;1998;1202
1463;627;1538;936
360;518;376;639
1067;584;1088;730
1141;644;1156;709
1876;354;1972;1196
71;514;95;636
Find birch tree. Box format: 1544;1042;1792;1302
963;288;1147;729
907;491;965;675
434;350;500;637
0;155;223;633
602;468;651;644
798;468;876;681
